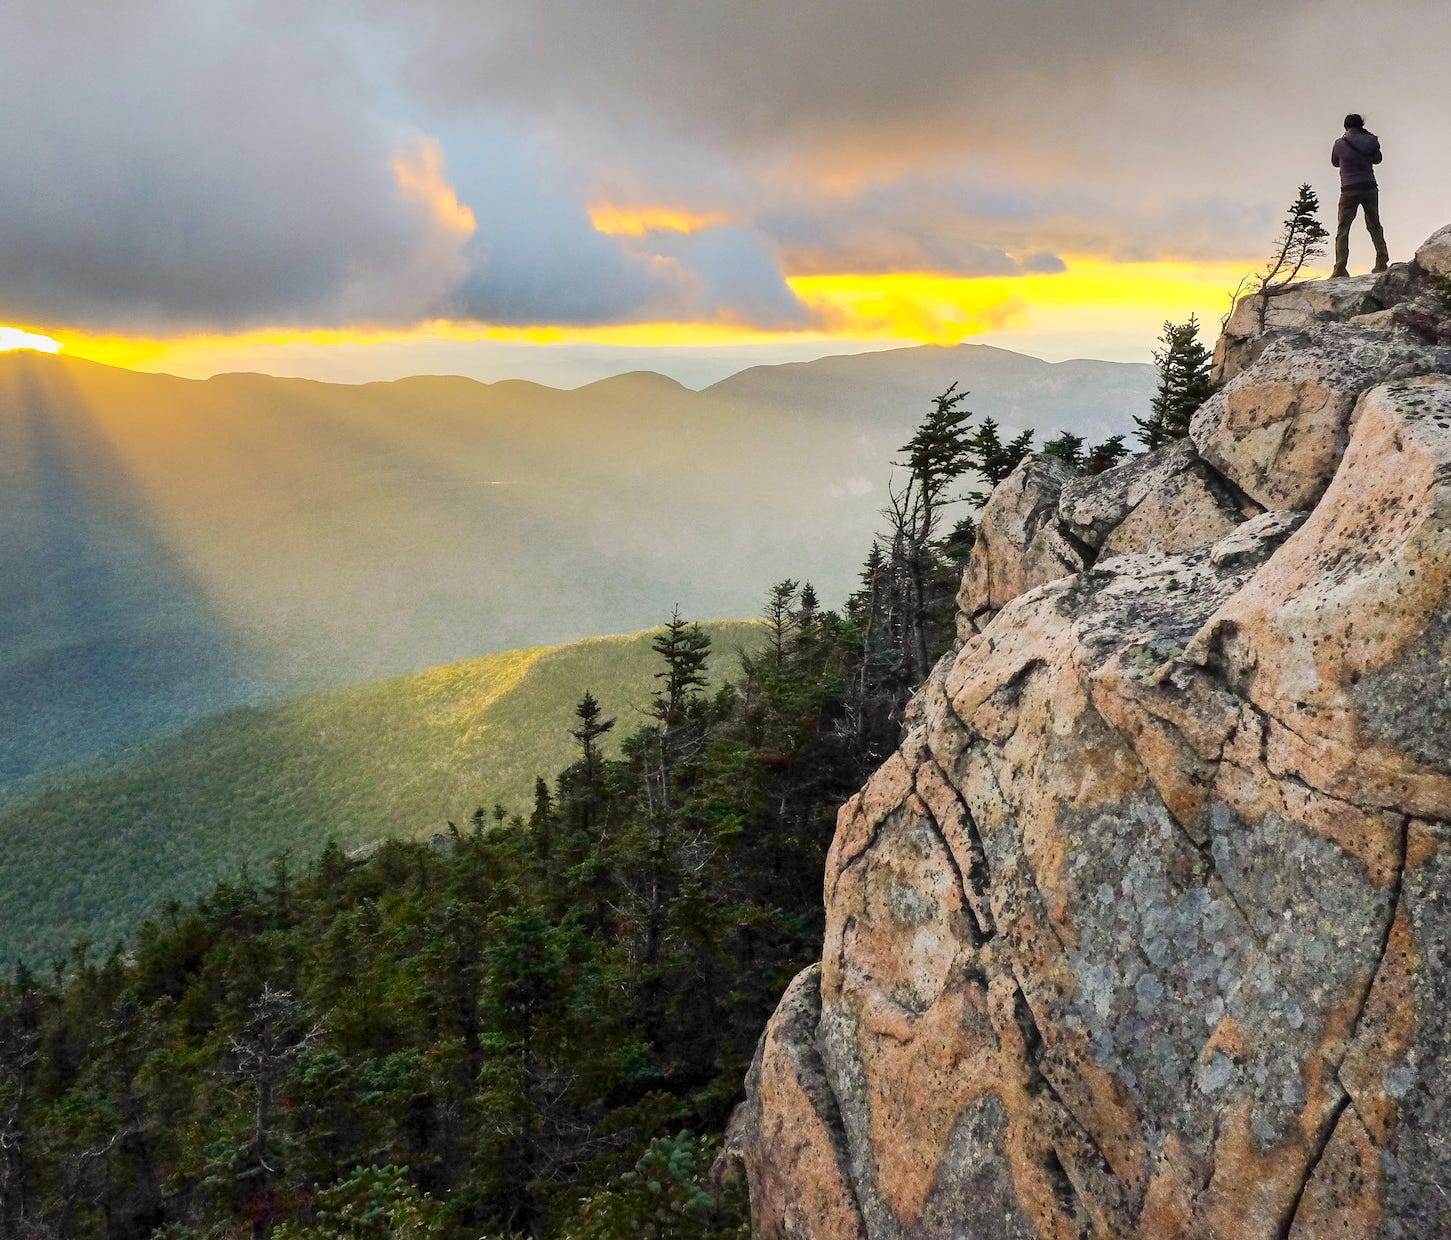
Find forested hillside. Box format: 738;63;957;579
0;384;1133;1237
0;590;889;1238
0;623;764;967
0;378;1056;1237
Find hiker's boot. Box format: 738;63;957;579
1372;251;1390;274
1332;230;1351;279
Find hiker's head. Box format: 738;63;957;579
1344;113;1365;130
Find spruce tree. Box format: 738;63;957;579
1263;183;1330;289
1084;434;1129;475
883;385;980;682
650;609;712;730
763;581;798;668
1042;430;1086;468
1224;184;1331;330
963;417;1035;505
1137;316;1214;448
570;691;615;782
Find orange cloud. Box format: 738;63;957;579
392;139;477;240
588;203;732;237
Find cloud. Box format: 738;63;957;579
433;129;808;326
759;180;1071;276
0;2;476;331
643;228;809;327
0;4;810;334
384;0;1451;258
4;0;1448;336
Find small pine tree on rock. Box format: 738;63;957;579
1224;184;1331;331
1264;183;1330;289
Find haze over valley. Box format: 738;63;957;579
0;342;1150;784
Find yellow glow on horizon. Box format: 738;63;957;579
787;258;1260;346
43;255;1269;377
588;203;731;237
52;317;843;376
0;325;62;353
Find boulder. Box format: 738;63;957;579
1213;271;1396;384
1390;294;1451;346
1189;323;1451;510
1414;222;1451;281
1058;439;1249;561
959;454;1087;633
1184;375;1451;815
730;343;1451;1237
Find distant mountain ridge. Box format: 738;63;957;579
0;343;1152;783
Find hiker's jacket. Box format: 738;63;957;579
1332;129;1382;190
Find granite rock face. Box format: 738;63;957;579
963;443;1253;637
1190;323;1451;512
960;454;1088;634
729;226;1451;1240
1058;440;1250;562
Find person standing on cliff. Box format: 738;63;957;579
1330;113;1389;277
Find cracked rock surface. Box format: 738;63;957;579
727;228;1451;1239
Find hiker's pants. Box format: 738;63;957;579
1335;185;1389;271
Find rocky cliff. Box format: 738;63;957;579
723;224;1451;1240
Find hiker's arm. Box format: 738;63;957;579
1331;145;1341;168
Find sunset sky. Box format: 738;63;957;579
3;1;1447;386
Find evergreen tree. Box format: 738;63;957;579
1263;183;1330;289
1042;430;1086;468
762;581;798;668
650;610;712;730
1084;434;1129;475
933;516;978;566
1225;184;1331;330
792;583;819;631
963;418;1035;505
883;384;977;683
570;692;615;783
1136;316;1214;448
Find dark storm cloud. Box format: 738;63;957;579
0;1;810;332
379;0;1316;170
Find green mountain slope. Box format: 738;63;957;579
0;620;764;966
